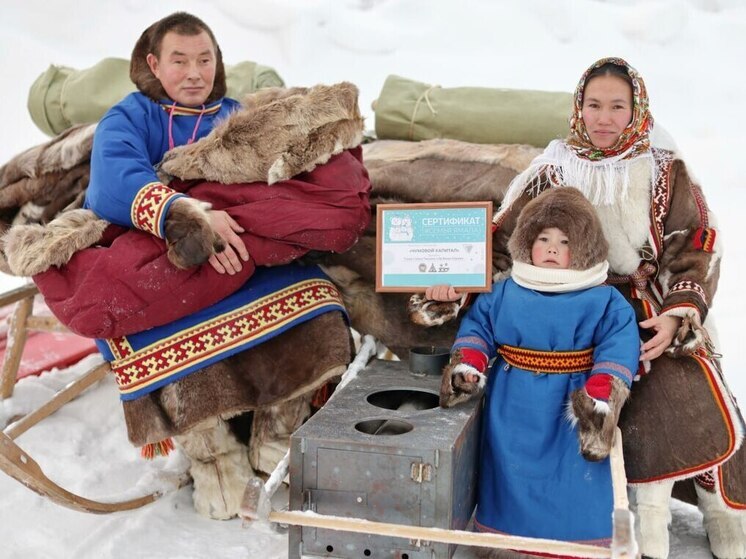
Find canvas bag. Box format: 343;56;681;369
28;57;285;136
374;74;573;147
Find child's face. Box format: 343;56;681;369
531;227;571;269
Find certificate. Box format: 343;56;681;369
376;202;493;292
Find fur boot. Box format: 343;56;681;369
174;416;254;520
631;480;675;559
696;482;746;559
249;391;315;476
569;376;630;461
163;197;225;269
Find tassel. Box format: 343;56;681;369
141;437;175;460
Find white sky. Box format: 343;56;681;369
0;1;744;557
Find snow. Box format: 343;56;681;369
0;0;744;557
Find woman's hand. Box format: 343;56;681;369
425;284;461;302
208;210;250;274
639;315;682;361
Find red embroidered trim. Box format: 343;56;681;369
130;183;181;238
498;344;593;374
111;280;344;395
693;227;717;253
107;337;135;360
668;280;708;306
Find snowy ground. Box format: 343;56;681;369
0;0;745;558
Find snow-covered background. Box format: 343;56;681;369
0;0;744;557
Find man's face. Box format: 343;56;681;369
146;31;216;106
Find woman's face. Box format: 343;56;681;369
146;31;217;106
581;74;633;149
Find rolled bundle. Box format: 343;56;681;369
373;74;572;147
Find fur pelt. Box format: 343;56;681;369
508;187;608;270
317;138;536;358
157;82;364;185
0;124;95;233
0;209;109;276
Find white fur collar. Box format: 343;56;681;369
511;260;609;293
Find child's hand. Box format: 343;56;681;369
425;284;461;302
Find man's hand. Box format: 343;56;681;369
639;315;681;361
207;210;250;275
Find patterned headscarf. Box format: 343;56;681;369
567;57;653;161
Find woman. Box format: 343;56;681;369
438;57;746;559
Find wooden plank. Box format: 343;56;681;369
270;510;612;558
0;284;39;308
0;297;34;398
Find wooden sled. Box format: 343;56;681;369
0;284;187;513
242;389;638;559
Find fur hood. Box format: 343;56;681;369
507;187;608;270
129;21;227;104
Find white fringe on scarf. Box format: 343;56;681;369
497;140;657;222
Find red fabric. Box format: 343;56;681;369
585;373;613;401
460;348;488;373
34;148;371;339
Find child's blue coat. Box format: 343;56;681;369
452;278;639;544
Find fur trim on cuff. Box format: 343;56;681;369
407;293;462;327
164;197;224;270
0;209;108;276
451;363;486;389
662;306;708;358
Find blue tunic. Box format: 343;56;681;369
452;278;639;544
84;92;241;237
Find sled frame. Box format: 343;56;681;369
0;284;185;513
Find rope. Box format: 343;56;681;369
407;85;441;140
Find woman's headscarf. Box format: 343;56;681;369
496;56;657;214
566;56;654;161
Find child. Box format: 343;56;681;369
440;187;640;549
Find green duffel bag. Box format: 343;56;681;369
28;57;285;136
374;74;573;147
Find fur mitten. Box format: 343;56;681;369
408;293;463;327
439;349;487;408
570;374;630;461
164;197;225;269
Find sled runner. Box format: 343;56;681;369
0;284;188;513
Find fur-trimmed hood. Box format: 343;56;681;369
129;21;227;104
508;187;608;270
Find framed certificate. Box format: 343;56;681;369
375;201;493;292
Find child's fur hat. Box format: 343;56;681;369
507;187;608;270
